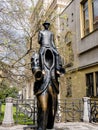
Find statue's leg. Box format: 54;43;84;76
37;92;49;130
47;87;58;129
39;47;44;71
53;49;60;71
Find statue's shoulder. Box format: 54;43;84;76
39;30;43;34
49;31;54;36
39;30;45;35
39;30;53;35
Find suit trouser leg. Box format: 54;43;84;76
37;93;48;130
46;94;58;129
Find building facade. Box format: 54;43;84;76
25;0;98;99
60;0;98;98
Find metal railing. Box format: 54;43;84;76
56;98;83;122
90;98;98;123
1;97;98;125
14;98;37;125
0;96;98;130
14;98;83;124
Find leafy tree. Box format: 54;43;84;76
0;0;34;85
0;80;18;99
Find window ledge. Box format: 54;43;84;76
66;41;71;46
65;62;73;67
78;44;98;55
81;28;98;40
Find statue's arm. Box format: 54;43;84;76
38;31;42;44
52;33;57;49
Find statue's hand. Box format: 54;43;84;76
56;70;61;75
42;70;45;75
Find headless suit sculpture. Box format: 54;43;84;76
31;21;65;130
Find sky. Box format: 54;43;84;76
33;0;38;7
24;0;38;7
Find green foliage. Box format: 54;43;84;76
0;104;4;124
0;105;33;125
0;81;18;99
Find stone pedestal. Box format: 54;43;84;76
47;129;55;130
83;97;90;122
2;97;14;127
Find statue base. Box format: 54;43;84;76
47;128;69;130
47;129;55;130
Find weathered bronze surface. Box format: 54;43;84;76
31;21;65;130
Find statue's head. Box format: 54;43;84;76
43;21;50;29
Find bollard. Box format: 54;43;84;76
83;97;90;122
0;101;2;114
2;97;14;127
0;101;2;119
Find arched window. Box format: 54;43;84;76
65;31;72;44
65;31;74;67
66;77;72;97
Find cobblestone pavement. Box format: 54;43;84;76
0;122;98;130
54;122;98;130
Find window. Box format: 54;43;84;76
95;72;98;96
66;77;72;97
86;72;98;97
65;31;72;44
66;18;69;27
86;73;94;97
65;43;74;67
92;0;98;29
80;0;98;37
61;22;64;31
83;1;89;35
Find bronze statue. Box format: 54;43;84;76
31;21;65;130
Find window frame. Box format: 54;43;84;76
86;71;98;97
86;73;94;97
95;72;98;96
66;77;72;97
80;0;98;38
65;31;72;44
92;0;98;30
83;0;89;35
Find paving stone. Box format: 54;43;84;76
0;123;98;130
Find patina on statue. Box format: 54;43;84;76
31;21;65;130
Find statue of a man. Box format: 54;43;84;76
38;21;60;74
31;21;65;130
